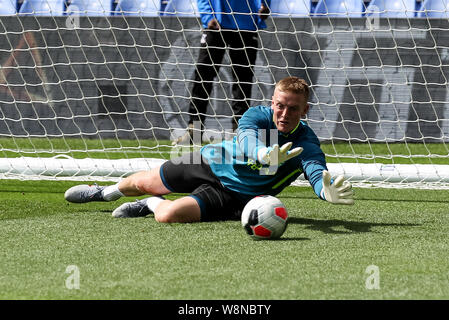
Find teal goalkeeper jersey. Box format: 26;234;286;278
200;105;327;201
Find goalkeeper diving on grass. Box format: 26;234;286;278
64;77;354;222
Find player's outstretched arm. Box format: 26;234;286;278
257;142;303;166
321;170;354;205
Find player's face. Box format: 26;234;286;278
271;88;309;133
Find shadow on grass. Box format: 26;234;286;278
274;236;311;241
280;195;449;204
288;217;420;234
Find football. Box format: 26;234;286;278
241;195;288;240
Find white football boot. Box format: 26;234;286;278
64;184;106;203
112;198;153;218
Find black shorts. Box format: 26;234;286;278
160;152;247;222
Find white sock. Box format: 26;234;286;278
101;184;124;201
146;196;165;212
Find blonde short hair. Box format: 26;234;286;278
275;77;309;101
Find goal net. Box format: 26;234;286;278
1;0;449;188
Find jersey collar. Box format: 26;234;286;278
279;119;302;137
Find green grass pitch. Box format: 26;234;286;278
1;180;449;300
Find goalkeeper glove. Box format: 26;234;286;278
321;170;354;205
257;142;303;166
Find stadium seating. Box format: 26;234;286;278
19;0;66;16
114;0;160;16
163;0;199;16
417;0;449;17
314;0;366;17
365;0;417;17
0;0;16;15
270;0;311;16
67;0;114;16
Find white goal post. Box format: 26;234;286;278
0;0;449;188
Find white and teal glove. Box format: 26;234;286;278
257;142;303;166
321;170;354;205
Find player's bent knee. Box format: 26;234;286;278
134;177;155;195
133;169;168;195
154;212;177;223
154;200;201;223
154;211;198;223
154;210;182;223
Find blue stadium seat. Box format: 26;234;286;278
0;0;17;15
314;0;366;17
114;0;160;16
270;0;311;17
67;0;114;16
19;0;66;16
163;0;199;17
418;0;449;17
365;0;417;17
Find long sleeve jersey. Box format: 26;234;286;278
197;0;271;30
200;105;327;201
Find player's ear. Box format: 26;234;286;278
301;103;310;117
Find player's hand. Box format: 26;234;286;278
321;170;354;205
258;3;270;20
257;142;303;166
207;19;220;30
